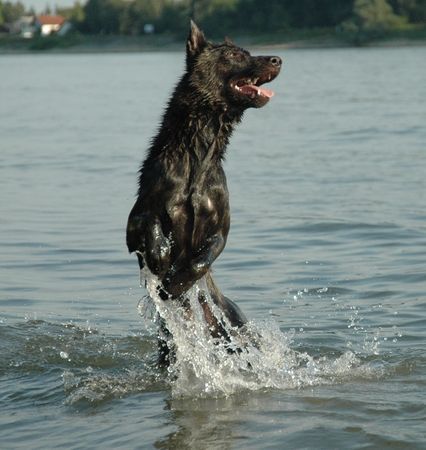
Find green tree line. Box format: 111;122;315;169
1;0;425;37
0;1;26;25
79;0;426;36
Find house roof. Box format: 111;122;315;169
37;15;65;26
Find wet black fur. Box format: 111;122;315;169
126;22;281;364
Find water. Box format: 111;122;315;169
1;46;425;449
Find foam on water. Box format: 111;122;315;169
140;268;381;399
4;284;386;406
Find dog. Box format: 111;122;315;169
127;21;281;364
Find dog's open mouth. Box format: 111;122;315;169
231;75;275;100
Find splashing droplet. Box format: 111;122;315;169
136;267;382;398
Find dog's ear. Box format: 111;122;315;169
187;20;206;58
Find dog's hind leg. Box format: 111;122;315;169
162;234;227;297
157;316;174;367
192;271;248;347
204;272;247;328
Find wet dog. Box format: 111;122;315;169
127;21;281;363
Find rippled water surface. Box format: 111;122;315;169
1;46;426;449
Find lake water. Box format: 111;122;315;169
1;45;425;449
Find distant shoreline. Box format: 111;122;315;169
1;28;426;54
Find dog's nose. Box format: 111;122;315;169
270;56;282;67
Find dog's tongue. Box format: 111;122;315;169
241;84;274;98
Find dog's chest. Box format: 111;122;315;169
191;191;218;217
167;191;218;221
163;159;229;247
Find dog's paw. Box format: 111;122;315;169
145;218;171;278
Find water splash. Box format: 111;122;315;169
140;268;380;398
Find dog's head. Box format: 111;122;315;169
186;21;281;112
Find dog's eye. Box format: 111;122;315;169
229;51;244;61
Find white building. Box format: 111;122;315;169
36;15;65;36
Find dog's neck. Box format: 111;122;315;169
149;81;243;163
186;107;239;161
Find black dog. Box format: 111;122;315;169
127;21;281;362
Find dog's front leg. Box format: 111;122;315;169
162;233;226;297
127;212;171;278
144;217;171;279
191;233;226;276
126;211;148;255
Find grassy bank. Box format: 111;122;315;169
0;32;182;53
238;25;426;48
1;26;426;54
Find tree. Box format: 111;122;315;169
389;0;426;22
352;0;405;30
81;0;101;33
341;0;406;44
410;0;426;21
82;0;123;34
0;2;5;26
2;1;25;23
119;0;166;35
155;1;188;35
57;1;85;26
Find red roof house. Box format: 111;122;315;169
36;15;65;36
